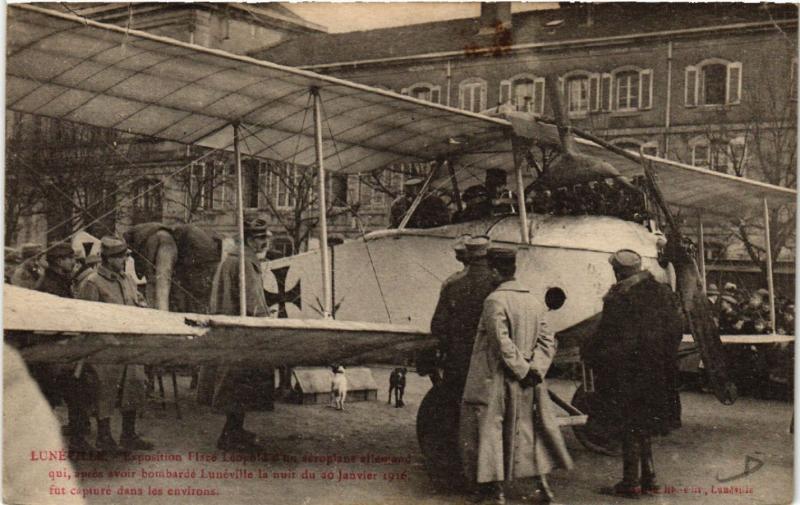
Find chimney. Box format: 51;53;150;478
479;2;512;35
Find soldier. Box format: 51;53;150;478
35;242;95;451
581;249;684;498
440;234;473;289
390;178;449;228
11;243;44;289
208;218;274;452
76;236;153;452
74;253;101;293
37;243;76;298
431;236;494;401
460;247;572;504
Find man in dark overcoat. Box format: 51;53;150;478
431;236;495;401
207;218;273;452
581;249;684;498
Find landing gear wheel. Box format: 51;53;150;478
416;385;464;491
571;385;621;456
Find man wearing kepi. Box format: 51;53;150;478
76;236;153;452
431;235;494;401
460;247;572;505
581;249;683;498
208;217;273;452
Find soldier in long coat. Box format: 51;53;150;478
581;249;684;498
76;236;153;453
36;243;95;452
207;218;273;452
460;247;572;504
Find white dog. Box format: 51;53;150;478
330;365;348;411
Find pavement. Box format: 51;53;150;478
39;366;793;505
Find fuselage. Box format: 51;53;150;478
264;214;672;336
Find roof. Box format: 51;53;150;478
254;3;798;67
7;4;795;223
47;2;326;35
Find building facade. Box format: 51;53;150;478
6;3;797;275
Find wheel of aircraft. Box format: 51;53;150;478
416;385;465;490
570;385;622;456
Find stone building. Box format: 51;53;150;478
6;3;797;284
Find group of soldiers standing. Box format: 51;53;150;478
430;237;684;503
9;218;277;455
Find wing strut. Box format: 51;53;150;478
763;198;777;331
233;122;247;317
312;88;332;318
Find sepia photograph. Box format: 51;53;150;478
3;2;797;504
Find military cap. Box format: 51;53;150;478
20;243;43;260
100;236;128;257
404;177;424;187
465;236;490;258
723;282;738;292
721;295;738;305
462;185;489;202
487;246;516;266
756;288;770;298
608;249;642;269
46;242;75;260
244;218;271;238
706;283;720;296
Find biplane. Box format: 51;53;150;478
5;4;796;473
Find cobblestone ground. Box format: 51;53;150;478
40;366;793;505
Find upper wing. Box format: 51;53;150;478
8;5;794;221
4;285;432;367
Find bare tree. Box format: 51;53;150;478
5;115;134;243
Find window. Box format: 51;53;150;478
330;174;349;207
565;75;590;114
243;160;261;209
458;78;487;113
131;178;163;224
616;71;639;110
401;82;441;104
685;59;742;107
188;161;227;211
499;74;545;114
262;161;300;210
690;136;746;175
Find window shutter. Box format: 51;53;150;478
458;85;465;110
431;86;441;104
726;62;742;105
640;68;653;109
685;66;698;107
589;73;600;111
600;73;612;111
499;80;511;105
533;77;545;115
479;84;487;111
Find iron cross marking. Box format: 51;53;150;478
265;266;301;318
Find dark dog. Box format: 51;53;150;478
388;367;407;408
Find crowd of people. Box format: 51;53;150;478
707;282;795;335
389;168;650;230
6;219;278;456
430;236;684;503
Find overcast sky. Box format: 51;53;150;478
284;2;558;33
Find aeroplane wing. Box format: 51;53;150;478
7;4;795;224
4;286;432;368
